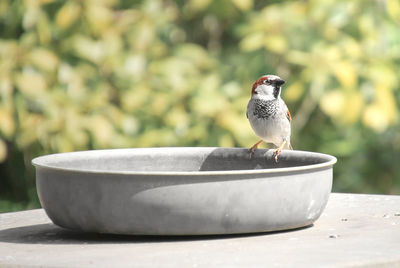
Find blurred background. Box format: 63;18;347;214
0;0;399;212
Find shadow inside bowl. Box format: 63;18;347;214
199;148;328;171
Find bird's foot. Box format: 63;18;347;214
272;140;288;163
248;140;263;158
272;148;281;163
248;146;257;158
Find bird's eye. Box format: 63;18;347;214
263;80;269;84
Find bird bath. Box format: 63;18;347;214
32;147;336;235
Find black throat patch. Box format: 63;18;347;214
273;86;280;99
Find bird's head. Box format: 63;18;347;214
251;75;285;100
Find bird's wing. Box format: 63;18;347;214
286;109;292;123
246;100;251;119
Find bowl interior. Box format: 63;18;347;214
32;147;336;173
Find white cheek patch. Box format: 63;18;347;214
256;84;275;100
260;85;274;95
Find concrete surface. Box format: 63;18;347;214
1;193;400;267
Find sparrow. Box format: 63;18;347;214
246;74;292;162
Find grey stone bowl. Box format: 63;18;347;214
32;147;336;235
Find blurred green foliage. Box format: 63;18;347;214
0;0;400;212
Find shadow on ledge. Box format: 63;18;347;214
0;223;313;245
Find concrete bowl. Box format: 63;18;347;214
32;147;337;235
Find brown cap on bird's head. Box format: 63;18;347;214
251;75;285;95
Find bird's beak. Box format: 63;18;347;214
274;79;285;87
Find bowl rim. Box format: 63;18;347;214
31;147;337;176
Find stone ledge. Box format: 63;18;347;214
1;193;400;267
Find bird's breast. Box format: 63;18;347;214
248;98;278;120
247;98;290;144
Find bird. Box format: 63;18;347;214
246;74;292;162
